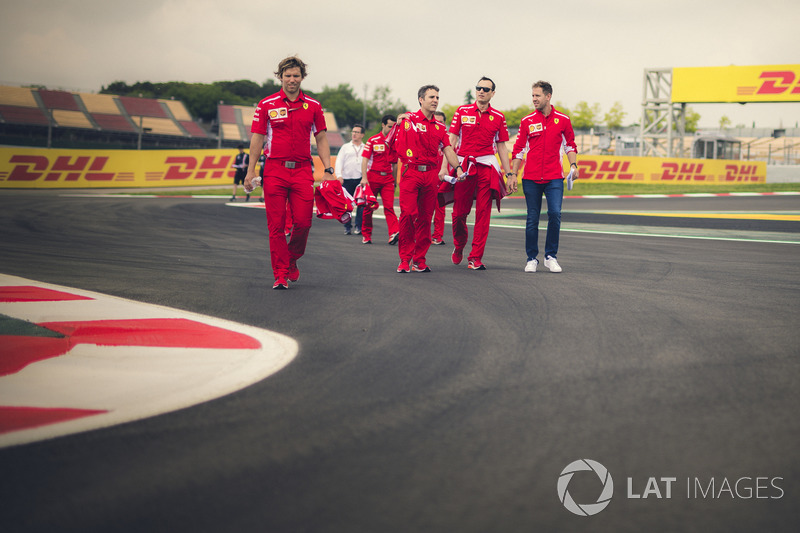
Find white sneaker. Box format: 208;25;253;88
524;259;538;272
544;256;562;272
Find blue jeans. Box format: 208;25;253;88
522;179;563;261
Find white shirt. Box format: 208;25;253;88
334;141;364;180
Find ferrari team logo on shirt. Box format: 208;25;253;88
406;149;413;157
418;124;427;132
489;115;495;121
530;123;544;133
555;118;560;124
303;103;309;110
404;122;411;130
461;116;477;124
374;144;386;152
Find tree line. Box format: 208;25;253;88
101;80;701;134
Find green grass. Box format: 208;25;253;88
129;182;800;197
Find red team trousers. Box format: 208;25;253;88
452;164;494;262
398;168;438;264
262;161;314;279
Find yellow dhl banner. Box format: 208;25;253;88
672;65;800;103
0;147;337;188
567;155;765;184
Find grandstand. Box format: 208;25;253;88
0;85;213;149
1;84;347;152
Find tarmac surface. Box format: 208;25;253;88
1;190;799;532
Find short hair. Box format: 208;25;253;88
417;84;439;101
478;76;496;91
381;114;397;125
275;56;308;79
237;143;244;150
351;124;364;134
532;80;553;96
434;111;446;123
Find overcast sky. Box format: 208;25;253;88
2;0;799;130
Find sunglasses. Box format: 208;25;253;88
475;86;493;93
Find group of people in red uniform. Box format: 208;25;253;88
244;56;578;289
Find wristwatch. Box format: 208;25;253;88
505;172;516;178
570;163;578;168
324;167;335;174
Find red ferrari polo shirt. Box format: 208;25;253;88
448;103;510;158
512;106;577;182
362;131;398;173
251;88;327;162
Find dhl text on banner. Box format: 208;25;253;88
0;148;338;189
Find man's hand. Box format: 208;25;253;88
505;172;518;194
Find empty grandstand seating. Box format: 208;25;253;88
0;85;213;147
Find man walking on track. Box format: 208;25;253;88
392;84;462;274
244;56;337;290
361;114;400;245
445;76;515;270
335;124;366;236
511;80;578;273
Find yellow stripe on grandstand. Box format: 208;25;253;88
80;93;122;115
52;110;94;129
137;116;184;136
163;99;192;121
0;86;38;107
601;211;800;221
221;123;243;141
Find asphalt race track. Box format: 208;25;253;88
1;190;799;532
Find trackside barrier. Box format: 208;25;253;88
564;155;766;184
0;147;338;189
0;147;771;189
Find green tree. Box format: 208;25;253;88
685;107;701;133
603;101;626;129
571;101;601;130
502;104;534;129
719;115;732;129
315;83;364;127
464;89;474;104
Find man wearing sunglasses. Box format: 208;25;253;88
444;76;515;271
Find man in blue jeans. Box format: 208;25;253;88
510;80;578;273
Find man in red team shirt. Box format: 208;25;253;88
393;85;462;273
360;114;400;245
244;56;337;290
445;76;515;270
511;80;578;274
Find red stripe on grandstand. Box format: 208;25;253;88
0;406;108;434
119;96;167;118
0;286;94;302
0;105;49;126
180;120;209;138
218;105;237;123
38;89;80;111
91;113;136;132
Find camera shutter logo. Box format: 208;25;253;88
557;459;614;516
